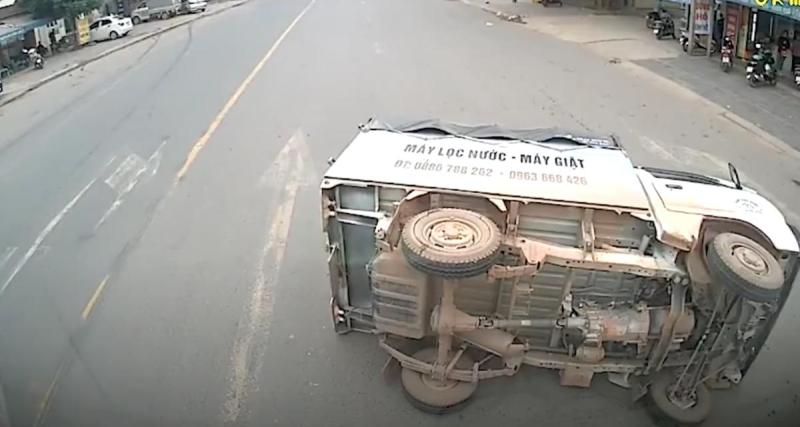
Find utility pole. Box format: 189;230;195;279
688;0;696;56
0;380;10;427
706;0;714;57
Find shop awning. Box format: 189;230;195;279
0;16;50;46
725;0;800;22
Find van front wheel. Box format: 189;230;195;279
648;371;712;425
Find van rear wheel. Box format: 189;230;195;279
400;348;477;414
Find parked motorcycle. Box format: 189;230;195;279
653;16;675;40
720;37;734;72
681;31;718;54
540;0;563;7
746;43;777;87
22;48;44;70
794;65;800;90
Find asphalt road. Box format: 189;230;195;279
0;0;799;426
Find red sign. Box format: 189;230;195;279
725;4;740;41
694;0;712;35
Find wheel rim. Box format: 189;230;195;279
666;379;698;410
420;374;459;391
426;218;480;252
401;348;477;410
732;244;768;275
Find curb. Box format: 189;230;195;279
464;0;800;160
0;0;247;108
619;60;800;162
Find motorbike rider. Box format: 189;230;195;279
722;36;734;51
656;10;674;37
36;42;47;57
752;42;775;76
24;46;44;69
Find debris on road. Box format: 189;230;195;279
492;10;526;24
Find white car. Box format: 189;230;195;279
89;16;133;42
185;0;207;13
322;119;799;424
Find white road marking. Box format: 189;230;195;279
96;141;166;230
105;153;146;193
638;136;679;162
175;0;318;182
222;130;312;423
258;130;314;188
103;155;118;169
0;247;18;274
0;177;97;296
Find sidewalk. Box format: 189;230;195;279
0;0;241;106
469;0;800;150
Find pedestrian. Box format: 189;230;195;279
48;30;57;52
793;32;800;71
777;30;790;74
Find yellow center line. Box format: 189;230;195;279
81;274;110;320
174;0;318;182
33;359;65;427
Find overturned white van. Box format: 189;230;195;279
321;119;799;424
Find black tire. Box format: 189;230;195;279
706;233;784;302
769;78;777;86
132;16;141;25
400;348;477;414
682;41;688;53
648;371;712;425
401;208;501;278
748;76;757;87
160;11;169;20
109;31;119;40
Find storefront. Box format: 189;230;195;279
0;16;61;75
722;0;800;70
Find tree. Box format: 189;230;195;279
20;0;100;20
